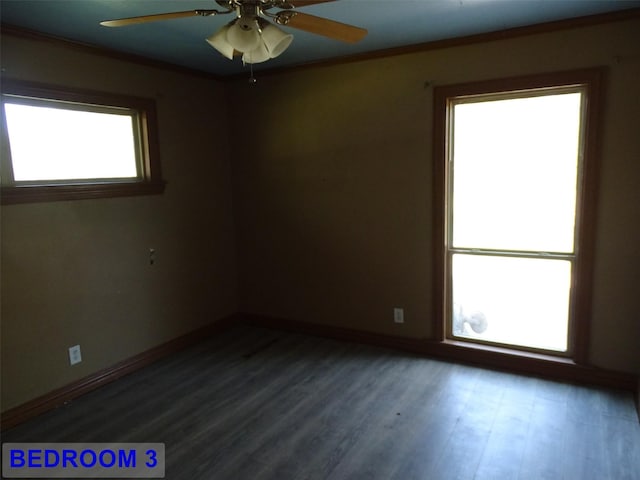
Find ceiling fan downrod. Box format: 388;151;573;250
235;2;261;30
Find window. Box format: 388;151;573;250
433;69;602;361
1;80;164;204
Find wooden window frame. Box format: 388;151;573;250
1;79;165;204
433;68;604;364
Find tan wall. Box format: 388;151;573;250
1;35;238;411
229;18;640;373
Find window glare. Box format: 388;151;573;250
451;92;582;253
4;103;138;182
452;254;571;351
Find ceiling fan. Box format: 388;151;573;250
101;0;368;65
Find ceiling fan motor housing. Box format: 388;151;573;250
238;17;257;31
237;1;261;29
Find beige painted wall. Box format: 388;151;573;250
1;35;238;411
229;18;640;373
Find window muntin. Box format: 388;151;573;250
1;80;164;204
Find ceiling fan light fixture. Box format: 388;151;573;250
205;25;234;60
260;23;293;58
226;18;261;52
242;42;271;64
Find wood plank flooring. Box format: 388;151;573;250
4;325;640;479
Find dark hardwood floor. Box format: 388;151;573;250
4;325;639;479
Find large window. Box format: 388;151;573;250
1;80;164;204
433;69;602;360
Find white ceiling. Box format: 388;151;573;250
2;0;639;77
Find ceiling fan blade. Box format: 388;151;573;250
285;0;337;7
100;11;203;27
282;12;367;43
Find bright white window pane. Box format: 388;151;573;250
452;93;582;253
4;103;138;181
452;254;571;352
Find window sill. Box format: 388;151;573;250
1;181;166;205
440;338;575;364
426;338;638;390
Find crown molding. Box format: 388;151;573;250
0;23;223;81
227;7;640;80
3;7;639;82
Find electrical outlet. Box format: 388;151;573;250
149;248;156;266
68;345;82;365
393;307;404;324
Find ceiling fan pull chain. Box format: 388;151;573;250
249;59;257;84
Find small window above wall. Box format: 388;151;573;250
1;80;165;204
